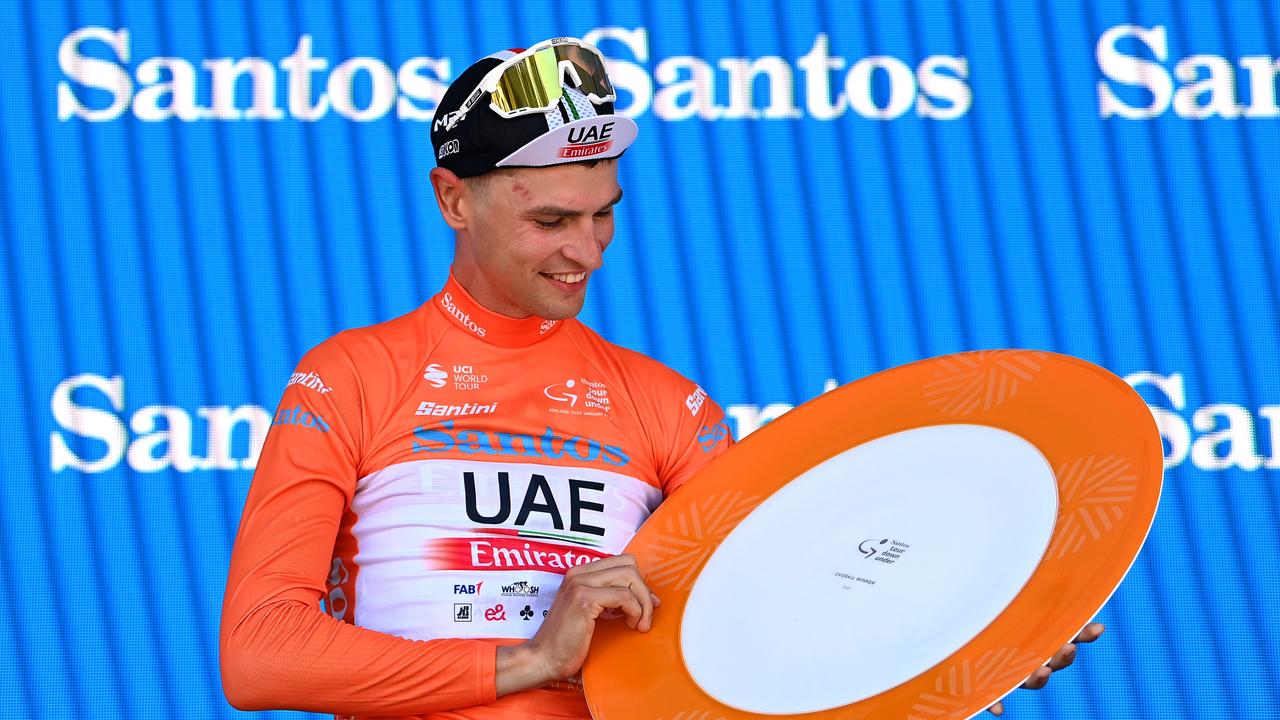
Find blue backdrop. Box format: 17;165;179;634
1;1;1277;718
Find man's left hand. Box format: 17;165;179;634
986;622;1105;716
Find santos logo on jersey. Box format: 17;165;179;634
411;420;630;466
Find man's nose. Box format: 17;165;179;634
560;218;605;269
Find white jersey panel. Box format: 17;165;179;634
350;458;663;640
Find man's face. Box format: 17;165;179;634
452;160;622;320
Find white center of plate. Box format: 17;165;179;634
680;424;1058;714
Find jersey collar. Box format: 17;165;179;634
431;274;563;348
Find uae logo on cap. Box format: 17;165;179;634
560;121;614;158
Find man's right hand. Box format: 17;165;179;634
495;554;659;696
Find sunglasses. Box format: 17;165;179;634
445;37;617;132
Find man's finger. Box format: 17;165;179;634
566;565;654;628
1046;642;1077;671
1073;622;1105;644
1021;665;1052;691
589;586;646;629
986;700;1004;716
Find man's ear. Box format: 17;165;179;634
430;167;470;231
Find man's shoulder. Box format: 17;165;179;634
300;303;435;373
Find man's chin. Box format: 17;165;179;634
540;305;584;321
535;295;587;321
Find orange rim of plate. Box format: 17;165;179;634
583;350;1163;720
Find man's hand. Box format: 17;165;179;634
495;554;659;696
986;622;1105;716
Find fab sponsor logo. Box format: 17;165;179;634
453;582;483;595
411;420;630;467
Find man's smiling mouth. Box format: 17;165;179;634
544;272;587;284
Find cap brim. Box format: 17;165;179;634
497;115;638;168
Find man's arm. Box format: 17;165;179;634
220;339;499;715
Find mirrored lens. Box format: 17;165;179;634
489;43;615;117
492;47;560;114
551;44;614;99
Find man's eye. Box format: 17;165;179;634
594;209;614;219
533;218;562;229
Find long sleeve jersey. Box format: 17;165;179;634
220;274;733;719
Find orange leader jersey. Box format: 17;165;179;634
221;274;733;719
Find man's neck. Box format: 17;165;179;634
433;273;562;348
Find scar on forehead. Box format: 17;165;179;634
510;182;532;201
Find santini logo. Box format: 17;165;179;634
416;401;498;418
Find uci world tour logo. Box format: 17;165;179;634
424;364;448;388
